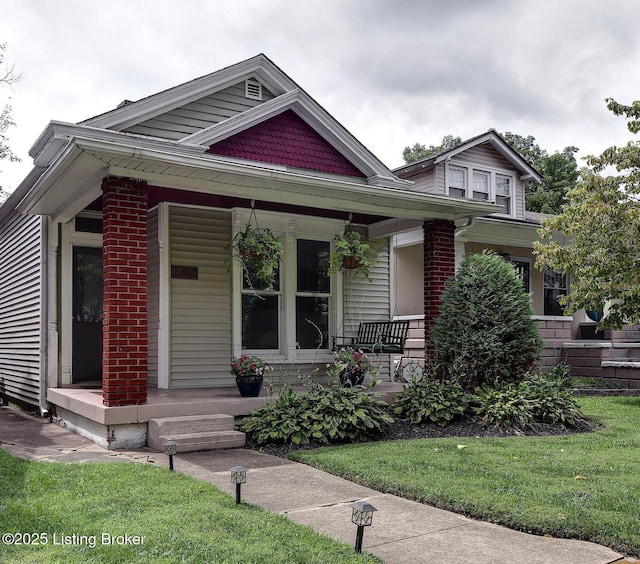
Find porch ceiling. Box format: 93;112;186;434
18;135;502;223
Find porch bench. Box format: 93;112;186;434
333;320;410;354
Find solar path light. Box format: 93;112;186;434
350;501;377;553
230;465;247;504
163;441;177;471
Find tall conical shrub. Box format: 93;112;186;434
431;250;543;389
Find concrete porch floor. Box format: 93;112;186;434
47;381;404;427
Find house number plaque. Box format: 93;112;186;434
171;265;198;280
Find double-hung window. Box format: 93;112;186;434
496;174;512;214
448;167;466;198
472;171;490;201
237;215;335;356
241;262;281;350
296;239;330;349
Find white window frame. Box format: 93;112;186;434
445;160;516;216
231;210;341;364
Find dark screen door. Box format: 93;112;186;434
72;246;103;383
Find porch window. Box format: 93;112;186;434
510;259;530;293
241;263;280;350
472;171;490;201
496;174;511;214
544;270;568;316
448;167;466;198
296;239;330;349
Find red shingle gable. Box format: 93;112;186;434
206;110;366;178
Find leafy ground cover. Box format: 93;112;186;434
289;396;640;558
0;450;380;564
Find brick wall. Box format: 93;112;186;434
534;317;573;369
423;219;455;355
102;176;149;407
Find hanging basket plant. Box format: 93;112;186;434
328;229;377;280
227;212;284;291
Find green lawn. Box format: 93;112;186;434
290;396;640;557
0;451;380;564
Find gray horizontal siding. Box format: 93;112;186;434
169;206;232;387
0;211;42;406
342;239;391;380
124;81;276;141
147;208;159;387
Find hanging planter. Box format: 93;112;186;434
328;229;377;280
226;206;284;291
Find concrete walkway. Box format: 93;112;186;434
0;405;635;564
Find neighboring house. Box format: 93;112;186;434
391;131;640;381
0;54;499;448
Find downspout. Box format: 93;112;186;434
38;216;49;417
455;216;475;238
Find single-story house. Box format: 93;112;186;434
0;54;501;448
1;55;636;450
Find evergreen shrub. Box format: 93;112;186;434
431;250;543;389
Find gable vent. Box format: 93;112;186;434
245;79;262;101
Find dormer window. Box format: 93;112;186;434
446;162;515;216
245;79;262;101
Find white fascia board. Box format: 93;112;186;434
20;134;503;221
82;55;295;131
465;216;542;247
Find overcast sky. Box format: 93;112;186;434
1;0;638;192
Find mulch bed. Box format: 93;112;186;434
244;414;598;459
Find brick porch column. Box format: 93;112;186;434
423;219;455;358
102;176;149;407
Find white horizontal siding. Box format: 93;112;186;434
0;211;42;406
169;206;232;387
124;82;276;141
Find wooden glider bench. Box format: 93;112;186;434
333;320;410;354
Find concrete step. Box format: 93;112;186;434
150;414;235;436
150;430;246;453
148;414;246;452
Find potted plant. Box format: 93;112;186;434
230;355;273;397
327;347;374;387
227;224;284;291
328;230;377;280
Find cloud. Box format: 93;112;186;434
1;0;639;189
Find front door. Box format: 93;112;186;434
72;246;103;384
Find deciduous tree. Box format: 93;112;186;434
402;134;462;163
0;42;21;201
534;98;640;329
